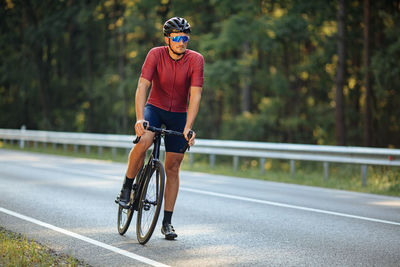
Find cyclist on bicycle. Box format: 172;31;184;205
118;17;204;240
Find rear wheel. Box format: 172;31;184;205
117;186;136;235
117;166;143;235
136;160;165;244
117;205;133;235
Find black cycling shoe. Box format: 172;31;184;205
161;223;178;240
119;187;131;209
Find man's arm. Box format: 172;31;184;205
135;77;151;136
184;86;202;145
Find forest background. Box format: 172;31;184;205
1;0;400;148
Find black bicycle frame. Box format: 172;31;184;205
152;132;162;161
132;132;162;210
129;122;191;210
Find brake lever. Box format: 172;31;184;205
186;130;193;152
133;136;141;144
133;121;148;144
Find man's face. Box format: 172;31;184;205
165;32;189;54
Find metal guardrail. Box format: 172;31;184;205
1;127;400;186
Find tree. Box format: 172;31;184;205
335;0;346;145
1;0;399;147
363;0;373;146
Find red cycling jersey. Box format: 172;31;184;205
140;46;204;112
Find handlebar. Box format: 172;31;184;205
133;122;193;152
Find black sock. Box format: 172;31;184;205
163;210;173;225
123;176;134;189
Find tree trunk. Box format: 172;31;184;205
24;0;51;129
241;42;251;113
119;32;128;133
85;14;94;132
363;0;373;146
335;0;346;146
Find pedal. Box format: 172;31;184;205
115;196;120;204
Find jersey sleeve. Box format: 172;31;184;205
191;54;204;87
140;48;158;82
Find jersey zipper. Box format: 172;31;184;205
169;60;177;111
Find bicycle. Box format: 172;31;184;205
115;122;192;244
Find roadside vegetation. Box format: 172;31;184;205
184;155;400;197
1;141;399;197
0;227;85;267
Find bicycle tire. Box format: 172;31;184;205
117;166;144;235
136;160;165;244
117;205;133;235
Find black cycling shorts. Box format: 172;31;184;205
144;104;187;153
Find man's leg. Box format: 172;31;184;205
161;152;184;239
119;132;154;208
126;132;155;178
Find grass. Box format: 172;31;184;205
1;140;399;197
180;155;400;197
0;227;84;266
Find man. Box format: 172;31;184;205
118;17;204;240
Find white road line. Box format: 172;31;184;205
181;187;400;226
0;207;169;267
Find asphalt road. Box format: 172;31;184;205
0;149;399;267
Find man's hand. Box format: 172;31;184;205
183;128;196;146
135;120;148;137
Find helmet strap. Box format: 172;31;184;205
168;39;185;56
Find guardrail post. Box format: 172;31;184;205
98;146;103;156
74;144;78;153
324;162;329;181
19;125;26;149
43;142;47;150
290;160;295;179
361;165;367;187
34;141;38;149
260;158;266;175
112;147;117;159
210;154;216;169
189;152;194;167
53;143;57;151
233;156;239;172
85;145;90;154
63;144;67;152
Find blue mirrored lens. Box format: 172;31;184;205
170;36;189;42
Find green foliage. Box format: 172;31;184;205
371;11;400;147
1;0;399;147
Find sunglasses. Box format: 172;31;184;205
168;36;190;43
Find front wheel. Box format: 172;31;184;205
136;160;165;244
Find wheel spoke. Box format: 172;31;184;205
136;162;165;244
117;203;133;235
